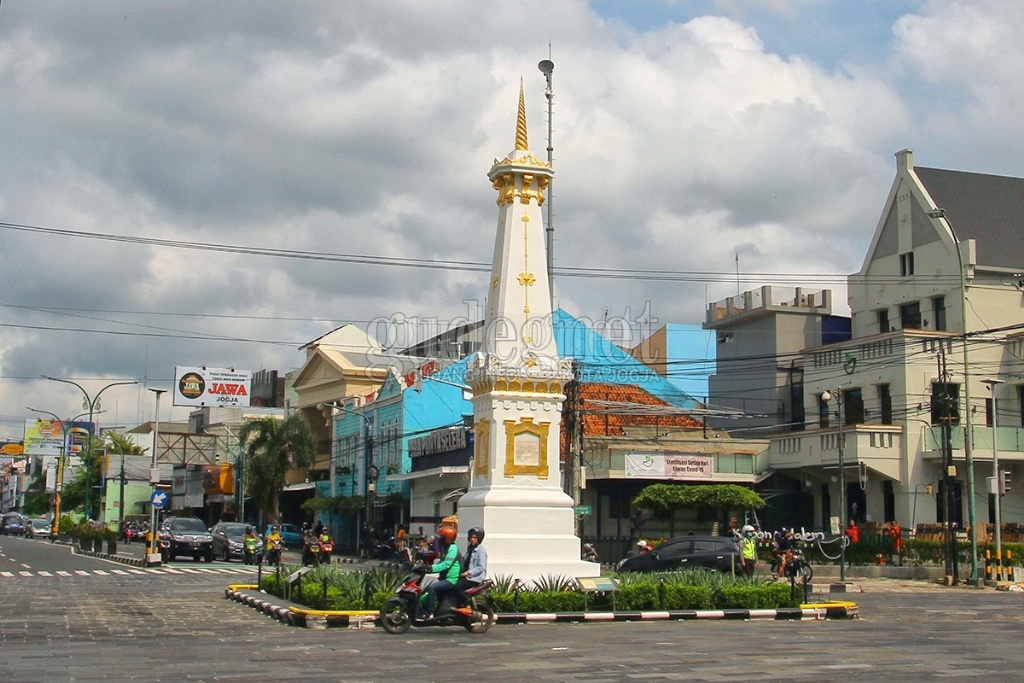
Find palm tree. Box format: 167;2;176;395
238;413;315;525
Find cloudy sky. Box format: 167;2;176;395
1;0;1021;440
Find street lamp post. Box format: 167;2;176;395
822;389;846;582
982;378;1005;575
147;388;167;563
110;438;126;536
44;377;138;520
926;207;979;583
26;408;68;537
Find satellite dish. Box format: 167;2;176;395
538;60;554;76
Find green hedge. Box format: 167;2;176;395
257;565;801;612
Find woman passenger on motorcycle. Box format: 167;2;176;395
423;526;460;617
453;527;488;613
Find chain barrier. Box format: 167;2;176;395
815;534;850;561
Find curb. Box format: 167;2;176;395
63;541;154;567
495;604;855;623
224;585;298;626
223;586;857;628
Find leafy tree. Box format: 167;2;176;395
238;413;315;525
633;483;766;532
61;434;105;516
20;468;52;517
634;483;766;511
61;433;145;518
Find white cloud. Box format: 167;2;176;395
0;0;1020;433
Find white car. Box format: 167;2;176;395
26;518;54;539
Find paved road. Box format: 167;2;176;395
1;566;1021;682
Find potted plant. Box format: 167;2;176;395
103;526;118;555
76;523;94;551
65;520;79;548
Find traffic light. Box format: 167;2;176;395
1002;470;1012;495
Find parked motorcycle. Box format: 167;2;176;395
378;552;496;634
373;536;399;561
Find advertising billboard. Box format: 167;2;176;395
173;366;252;408
624;452;714;481
24;419;66;457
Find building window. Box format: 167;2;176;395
877;309;890;333
900;252;915;276
985;398;994;428
932;296;946;331
1020;386;1024;427
819;394;830;429
900;301;921;330
844;388;864;426
883;481;895;523
878;384;893;425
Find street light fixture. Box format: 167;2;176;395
925;208;979;582
982;378;1006;577
43;376;139;520
821;388;846;582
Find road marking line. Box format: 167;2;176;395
19;571;32;576
111;570;129;575
0;572;12;577
94;570;109;575
57;570;71;576
74;570;90;576
38;571;53;576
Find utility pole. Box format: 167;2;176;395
147;388;167;563
938;347;958;583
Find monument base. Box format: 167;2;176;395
457;485;600;584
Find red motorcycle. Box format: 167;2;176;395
318;536;334;565
378;552;495;634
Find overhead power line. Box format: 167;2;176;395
0;219;963;286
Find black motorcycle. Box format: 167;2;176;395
783;547;813;585
379;553;496;634
300;533;322;566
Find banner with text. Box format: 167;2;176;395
624;452;714;480
174;366;252;407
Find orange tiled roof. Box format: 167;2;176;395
561;382;701;447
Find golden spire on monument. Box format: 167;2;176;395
516;79;529;151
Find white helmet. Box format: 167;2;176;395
742;525;755;533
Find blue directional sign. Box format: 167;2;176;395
150;490;168;509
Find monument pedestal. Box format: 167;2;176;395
458;485;599;583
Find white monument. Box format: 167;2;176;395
458;83;600;582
